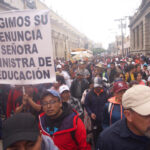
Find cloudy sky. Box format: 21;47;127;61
43;0;142;48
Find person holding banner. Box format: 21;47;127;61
15;85;41;120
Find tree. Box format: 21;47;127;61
92;48;106;55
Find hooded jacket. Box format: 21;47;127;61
39;103;91;150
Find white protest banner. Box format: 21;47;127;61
0;9;56;85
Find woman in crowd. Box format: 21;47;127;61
102;81;128;129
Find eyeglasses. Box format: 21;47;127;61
42;100;58;106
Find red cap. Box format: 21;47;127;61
113;81;128;93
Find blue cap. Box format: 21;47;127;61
143;63;148;67
46;89;60;99
47;89;60;99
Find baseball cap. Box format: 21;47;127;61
41;89;60;100
56;64;62;69
122;85;150;116
113;81;128;93
143;63;148;67
2;113;39;150
94;77;103;88
59;85;70;94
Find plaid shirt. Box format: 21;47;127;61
68;96;83;115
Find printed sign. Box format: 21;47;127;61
0;9;56;85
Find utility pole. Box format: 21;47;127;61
115;18;126;57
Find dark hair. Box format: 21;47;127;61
129;80;138;87
135;64;141;69
134;72;142;80
56;75;66;85
126;64;135;72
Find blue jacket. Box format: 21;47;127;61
85;89;107;124
102;96;124;129
96;118;150;150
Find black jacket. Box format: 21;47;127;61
96;118;150;150
85;89;107;124
70;78;89;99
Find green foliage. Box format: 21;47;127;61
92;48;106;55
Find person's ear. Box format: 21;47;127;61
124;109;133;122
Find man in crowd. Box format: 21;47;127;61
15;85;41;120
56;64;71;88
2;113;58;150
96;85;150;150
85;77;108;146
70;71;89;102
76;61;90;79
59;84;83;118
108;62;119;83
39;89;91;150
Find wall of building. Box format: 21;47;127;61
130;0;150;55
0;0;93;60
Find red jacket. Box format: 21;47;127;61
6;89;22;118
39;112;91;150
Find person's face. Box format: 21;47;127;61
137;73;142;81
24;85;34;96
7;136;42;150
95;67;102;74
79;64;84;69
94;87;102;93
144;66;147;71
137;66;141;72
131;68;136;73
110;64;115;69
124;110;150;138
42;95;62;118
119;74;125;81
61;90;70;102
53;82;59;88
57;68;62;72
115;90;126;101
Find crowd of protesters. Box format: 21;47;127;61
1;54;150;150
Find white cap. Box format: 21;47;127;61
122;85;150;116
59;85;69;94
56;64;62;69
93;77;103;88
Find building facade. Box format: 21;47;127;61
130;0;150;55
0;0;93;60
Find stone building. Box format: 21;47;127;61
130;0;150;55
107;35;130;56
0;0;93;59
